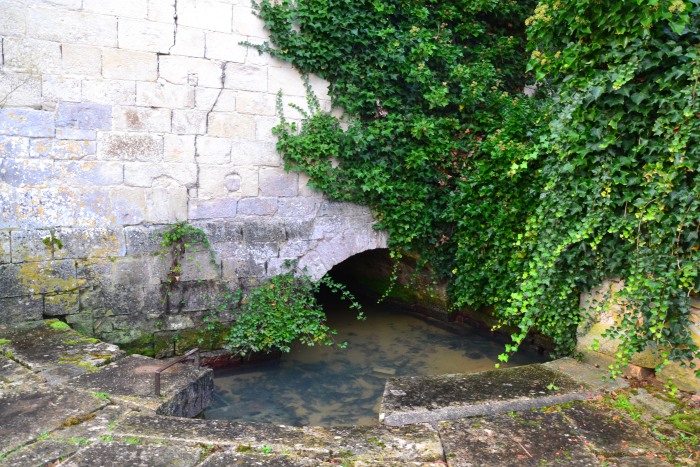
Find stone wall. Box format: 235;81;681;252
578;279;700;391
0;0;387;354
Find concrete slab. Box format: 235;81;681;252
112;413;444;464
65;354;213;417
439;410;599;466
0;386;106;457
381;363;587;426
0;320;124;383
58;441;202;467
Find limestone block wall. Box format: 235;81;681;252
578;280;700;391
0;0;387;354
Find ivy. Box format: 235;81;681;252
252;0;700;377
223;261;362;355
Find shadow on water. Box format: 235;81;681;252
204;290;548;426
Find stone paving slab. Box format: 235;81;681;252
381;363;588;426
112;413;444;464
1;405;128;466
0;320;124;384
439;409;599;466
0;355;46;395
58;441;203;467
560;403;665;457
0;386;107;457
65;354;213;418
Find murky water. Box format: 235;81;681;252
204;300;547;426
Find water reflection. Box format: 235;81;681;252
205;301;546;426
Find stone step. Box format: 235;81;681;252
0;320;124;385
109;413;444;465
65;354;213;418
380;359;628;426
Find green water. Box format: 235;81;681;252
204;301;547;426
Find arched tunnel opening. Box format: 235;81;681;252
205;249;549;426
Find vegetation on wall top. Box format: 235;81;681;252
250;0;700;376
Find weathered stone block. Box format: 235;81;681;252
56;102;112;131
0;73;42;108
61;43;102;76
27;7;117;46
267;65;309;97
211;89;238;112
235;91;276;116
136;81;194;108
188;198;237;220
255;115;280;142
230;141;280;166
224;63;268;92
279;239;313;258
192;220;243;244
124;225;168;256
242;220;285;243
232;5;268;38
30;139;95;160
179;250;221;282
16;259;81;295
10;229;53;263
118;18;174;53
205;31;247;62
237;197;278;216
145;186;189;223
54;227;126;260
0;158;54;187
103;49;158;81
12;187;77;229
0;263;24;297
41;75;82;104
97;132;163;161
164;134;195;163
179;0;233;32
0;295;43;323
159;55;223;88
3;37;62;74
207;112;256;139
0;231;10;264
278;198;321;218
82;79;136;106
170;26;206;57
284;219;314;240
112;106;171;133
195;136;231;163
44;291;80;316
0;136;29;158
55;161;124;186
197;165;244;199
259;167;299;197
172;110;208;135
318;200;373;218
108;187;147;225
0;108;54;137
0;0;26;37
124;162;197;187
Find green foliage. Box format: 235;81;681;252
42;231;63;251
503;0;700;374
224;261;362;354
251;0;700;376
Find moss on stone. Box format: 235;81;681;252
0;339;10;346
47;320;71;331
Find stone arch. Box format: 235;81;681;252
298;216;388;281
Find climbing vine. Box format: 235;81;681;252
251;0;700;375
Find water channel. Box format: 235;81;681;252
204;294;548;426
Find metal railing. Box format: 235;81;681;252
154;348;200;396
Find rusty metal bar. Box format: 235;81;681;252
154;348;200;396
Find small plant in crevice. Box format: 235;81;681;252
42;231;63;253
222;260;363;355
159;222;215;312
